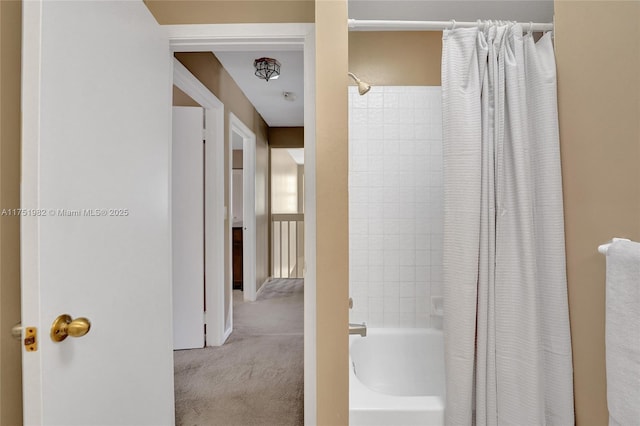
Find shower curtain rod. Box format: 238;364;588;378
348;18;554;33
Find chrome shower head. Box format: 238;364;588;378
348;72;372;95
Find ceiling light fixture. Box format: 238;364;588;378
254;57;280;82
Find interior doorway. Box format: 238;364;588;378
168;23;317;421
172;59;229;346
231;139;244;291
229;114;257;302
173;58;305;426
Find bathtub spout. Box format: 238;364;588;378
349;322;367;337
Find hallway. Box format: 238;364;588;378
174;278;304;426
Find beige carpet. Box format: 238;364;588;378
174;278;304;426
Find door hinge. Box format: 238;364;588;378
202;129;207;141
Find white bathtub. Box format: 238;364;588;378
349;328;445;426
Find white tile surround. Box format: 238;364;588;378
348;86;443;328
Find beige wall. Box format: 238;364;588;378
555;2;640;424
0;1;23;425
232;150;243;169
145;0;313;24
349;31;442;86
268;127;304;148
173;85;200;107
316;0;349;424
173;52;272;303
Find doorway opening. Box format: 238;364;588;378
229;114;257;302
172;58;228;346
231;136;244;291
172;65;304;424
168;22;317;423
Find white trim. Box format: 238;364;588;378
172;59;228;347
229;113;257;303
222;323;233;343
302;26;317;426
173;58;223;109
20;1;43;424
255;277;271;299
166;22;317;424
166;23;310;52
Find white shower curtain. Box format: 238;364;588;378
441;24;575;425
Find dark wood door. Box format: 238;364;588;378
232;227;243;290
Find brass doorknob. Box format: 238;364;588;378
50;314;91;342
11;322;22;341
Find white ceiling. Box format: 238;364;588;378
213;50;304;127
213;1;554;129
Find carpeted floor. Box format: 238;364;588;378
174;278;304;426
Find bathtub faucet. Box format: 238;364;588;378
349;322;367;337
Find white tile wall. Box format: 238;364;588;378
349;86;443;329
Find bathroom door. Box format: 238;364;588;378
21;1;175;424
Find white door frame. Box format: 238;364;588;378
167;23;317;424
229;114;257;302
172;59;228;346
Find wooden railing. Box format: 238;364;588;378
272;213;304;278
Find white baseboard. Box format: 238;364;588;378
255;277;271;299
222;325;232;343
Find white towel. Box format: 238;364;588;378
606;240;640;426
